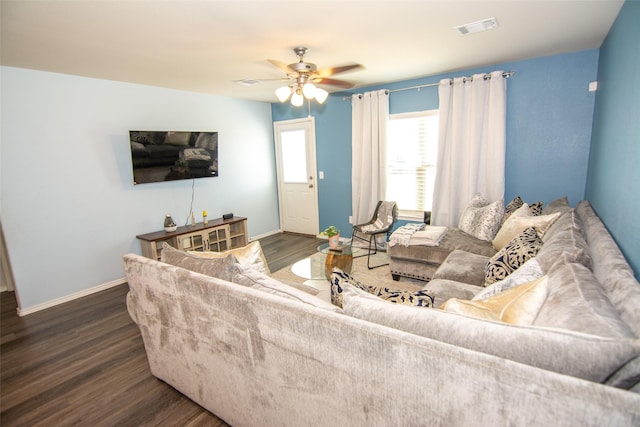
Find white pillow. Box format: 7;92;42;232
458;195;505;242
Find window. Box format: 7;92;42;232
386;110;439;219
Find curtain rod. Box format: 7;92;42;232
343;71;514;101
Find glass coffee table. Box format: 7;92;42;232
290;243;354;304
291;243;353;280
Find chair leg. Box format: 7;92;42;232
366;234;389;270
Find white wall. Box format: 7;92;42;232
0;66;280;312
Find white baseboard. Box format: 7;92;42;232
249;228;283;241
17;277;127;317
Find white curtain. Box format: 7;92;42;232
431;71;507;227
351;89;389;224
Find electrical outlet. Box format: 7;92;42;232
349;215;353;224
319;171;324;179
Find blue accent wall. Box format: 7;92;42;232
586;0;640;278
273;50;599;240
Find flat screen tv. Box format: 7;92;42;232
128;131;218;184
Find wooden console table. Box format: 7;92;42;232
136;216;248;260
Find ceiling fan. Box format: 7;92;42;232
267;47;364;106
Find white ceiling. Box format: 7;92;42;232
0;0;624;103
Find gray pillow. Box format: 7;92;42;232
342;284;640;384
160;242;236;282
534;262;635;338
231;261;342;313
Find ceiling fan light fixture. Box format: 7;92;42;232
275;86;292;102
302;83;316;99
291;90;304;107
314;87;328;104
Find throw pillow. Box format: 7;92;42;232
475;258;544;299
502;196;524;224
502;197;543;224
160;242;237;282
231;261;342;313
492;209;561;250
485;227;543;285
542;196;571;215
529;201;544;216
458;194;505;242
187;240;271;275
329;269;434;308
441;276;549;325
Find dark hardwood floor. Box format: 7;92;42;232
0;232;323;426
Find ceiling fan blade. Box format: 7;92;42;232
316;63;364;77
267;59;294;74
314;77;355;89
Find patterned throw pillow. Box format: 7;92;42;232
503;196;524;220
529;201;544;216
503;196;543;224
485;227;543;285
458;194;505;242
330;269;434;308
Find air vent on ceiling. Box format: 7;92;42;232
454;17;499;35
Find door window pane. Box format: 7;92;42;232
280;129;308;183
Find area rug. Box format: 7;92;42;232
272;249;427;292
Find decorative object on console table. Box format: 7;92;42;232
163;215;177;232
223;213;233;220
136;216;248;260
320;225;341;249
203;210;208;224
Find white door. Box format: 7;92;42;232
274;118;319;236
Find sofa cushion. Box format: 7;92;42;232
458;194;504;242
485;227;543;285
534;209;593;272
432;250;489;286
475;258;544;299
534;262;635;339
342;284;640;384
160;243;237;281
492;205;560;250
329;269;434;308
441;276;548;325
188;240;271;275
231;262;342;313
420;279;482;308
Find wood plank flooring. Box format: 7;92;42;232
0;232;324;426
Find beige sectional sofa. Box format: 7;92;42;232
123;199;640;426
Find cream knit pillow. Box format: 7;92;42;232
492;206;561;250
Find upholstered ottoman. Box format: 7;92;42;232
389;228;496;281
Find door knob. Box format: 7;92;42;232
309;184;314;188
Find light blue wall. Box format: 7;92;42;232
586;0;640;278
1;67;279;311
273;50;599;238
